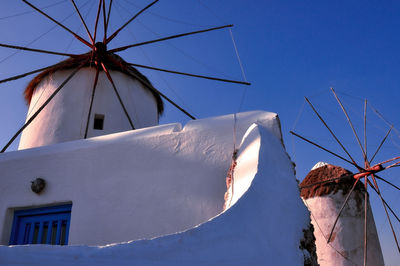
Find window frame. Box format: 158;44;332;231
9;204;72;245
93;114;105;130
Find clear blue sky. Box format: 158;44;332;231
0;0;399;264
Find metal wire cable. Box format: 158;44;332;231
115;0;238;80
122;0;215;27
0;0;91;65
196;0;227;25
25;0;92;119
61;0;96;61
0;0;68;20
108;6;143;127
114;1;199;117
229;29;248;114
114;3;197;118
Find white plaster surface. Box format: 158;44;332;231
19;68;159;150
1;111;283;246
0;111;310;265
311;161;329;170
305;192;384;266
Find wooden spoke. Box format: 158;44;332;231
368;172;400;254
0;63;86;153
375;175;400;191
107;56;196;120
385;202;400;224
382;197;400;224
369;182;400;224
22;0;92;48
369;170;379;191
106;0;113;34
148;84;196;120
363;176;368;266
0;0;66;21
377;156;400;166
371;174;400;253
363;101;370;266
290;131;360;169
299;90;400;259
100;62;135;129
0;62;63;84
331;88;367;163
327;177;361;243
84;66;100;138
370;126;393;164
382;198;400;224
364;99;368;165
129;63;251;85
305;97;360;169
109;24;233;53
0;43;76;57
386;161;400;170
71;0;94;44
93;0;103;43
102;0;107;42
106;0;159;44
369;179;400;255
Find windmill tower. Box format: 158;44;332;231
0;0;247;153
291;89;400;265
19;51;163;149
300;163;384;266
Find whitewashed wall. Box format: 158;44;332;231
305;192;384;265
19;68;159;150
0;112;311;266
0;111;282;246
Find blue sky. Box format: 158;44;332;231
0;0;399;264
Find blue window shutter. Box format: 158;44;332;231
9;204;72;245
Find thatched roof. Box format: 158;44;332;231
300;164;365;199
24;52;164;115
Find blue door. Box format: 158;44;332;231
9;204;72;245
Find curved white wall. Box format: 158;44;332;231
224;124;261;209
0;115;311;265
19;68;159;149
0;111;281;246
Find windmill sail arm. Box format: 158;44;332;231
84;67;101;138
109;24;233;53
22;0;92;48
290;130;359;169
105;0;159;44
100;62;136;130
71;0;94;44
107;55;196;120
0;62;87;153
0;62;65;85
129;63;250;85
0;43;76;57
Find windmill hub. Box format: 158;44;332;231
94;42;107;56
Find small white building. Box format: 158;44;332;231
0;58;312;265
19;53;163;150
300;163;384;266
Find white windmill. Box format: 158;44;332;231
0;0;250;152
